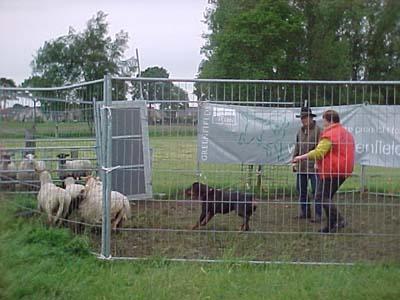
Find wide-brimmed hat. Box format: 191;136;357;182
296;107;316;118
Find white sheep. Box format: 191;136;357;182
37;170;71;224
16;153;46;191
79;177;131;229
0;153;17;191
57;153;92;181
64;177;85;214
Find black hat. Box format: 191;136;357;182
296;107;316;118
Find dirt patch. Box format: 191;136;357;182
86;193;400;263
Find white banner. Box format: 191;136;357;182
197;103;400;168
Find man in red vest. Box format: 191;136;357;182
292;110;355;233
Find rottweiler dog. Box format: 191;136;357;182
185;182;257;231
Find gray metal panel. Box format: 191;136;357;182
94;100;152;199
110;106;145;196
111;168;146;195
111;107;142;136
111;138;144;166
107;100;152;199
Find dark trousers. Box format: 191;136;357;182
315;176;346;226
296;173;321;217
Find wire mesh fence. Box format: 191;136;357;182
1;78;400;263
0;81;104;252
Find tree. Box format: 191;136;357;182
198;0;399;105
362;0;400;81
21;76;52;88
305;0;400;81
296;0;351;80
196;0;307;103
138;66;170;101
200;0;400;84
135;66;188;110
199;0;306;80
27;11;135;87
0;78;16;87
23;11;136;132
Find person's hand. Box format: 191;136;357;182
292;154;307;163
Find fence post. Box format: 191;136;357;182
256;165;262;190
33;98;37;128
101;74;112;259
70;149;78;159
24;128;36;157
360;164;366;193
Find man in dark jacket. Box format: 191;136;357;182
292;107;322;221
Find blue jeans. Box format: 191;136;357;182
296;173;321;217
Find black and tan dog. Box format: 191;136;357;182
185;182;257;231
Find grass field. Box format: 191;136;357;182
0;120;93;139
1;197;400;300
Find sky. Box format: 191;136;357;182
0;0;210;85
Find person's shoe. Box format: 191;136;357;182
318;220;346;233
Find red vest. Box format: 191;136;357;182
317;123;355;178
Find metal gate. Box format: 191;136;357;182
95;100;152;199
103;78;400;264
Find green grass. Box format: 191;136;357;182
1;197;400;300
149;136;400;197
0;120;197;139
0;120;93;139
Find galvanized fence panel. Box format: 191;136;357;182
105;78;400;264
0;80;104;253
1;78;400;264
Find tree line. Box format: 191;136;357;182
198;0;400;81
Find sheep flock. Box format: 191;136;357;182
1;152;132;229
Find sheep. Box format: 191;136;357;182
16;153;46;191
79;176;131;229
57;153;92;181
37;170;72;224
64;177;85;216
0;153;17;191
